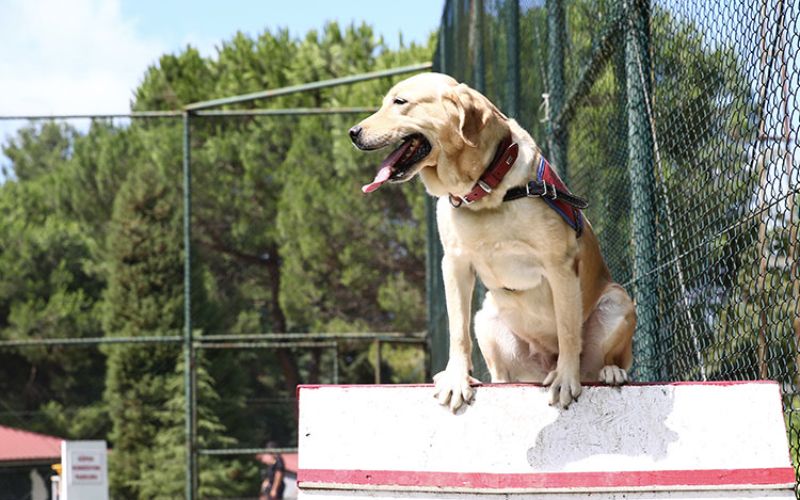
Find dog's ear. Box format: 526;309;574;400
444;84;507;148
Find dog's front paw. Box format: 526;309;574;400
598;365;628;385
433;368;476;413
543;367;582;408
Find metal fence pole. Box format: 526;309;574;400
428;14;449;375
470;0;485;92
624;0;660;381
374;338;382;384
182;111;197;499
467;0;490;380
184;63;432;111
546;0;568;181
426;195;447;375
779;0;800;387
333;342;339;384
506;0;520;118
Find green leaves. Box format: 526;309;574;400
101;158;184;498
0;20;433;498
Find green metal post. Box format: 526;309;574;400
428;17;449;375
546;0;568;181
426;195;448;375
437;7;447;75
333;342;339;384
0;336;183;347
184;63;432;111
467;0;490;381
506;0;520;118
376;339;383;384
624;0;659;381
194;107;376;117
471;0;485;92
453;0;462;80
182;111;197;499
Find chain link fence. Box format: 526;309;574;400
429;0;800;483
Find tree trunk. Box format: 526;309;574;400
264;246;301;419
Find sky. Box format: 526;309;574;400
0;0;443;120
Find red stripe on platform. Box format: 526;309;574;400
298;467;795;490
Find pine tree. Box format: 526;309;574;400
101;158;184;497
138;355;255;499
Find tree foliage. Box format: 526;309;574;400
0;22;432;497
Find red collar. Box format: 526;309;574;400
449;136;519;207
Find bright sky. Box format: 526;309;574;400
0;0;443;117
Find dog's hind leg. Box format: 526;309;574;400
474;299;514;382
475;293;552;383
581;284;636;385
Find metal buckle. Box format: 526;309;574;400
534;179;558;200
538;180;548;198
477;180;493;194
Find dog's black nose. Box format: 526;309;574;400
349;125;362;142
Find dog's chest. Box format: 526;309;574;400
446;207;549;292
471;242;547;291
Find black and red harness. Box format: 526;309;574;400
448;136;588;236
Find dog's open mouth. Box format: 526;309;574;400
362;134;432;193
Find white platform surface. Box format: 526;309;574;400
297;382;795;499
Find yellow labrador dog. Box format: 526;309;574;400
351;73;635;411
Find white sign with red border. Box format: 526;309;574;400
61;440;109;500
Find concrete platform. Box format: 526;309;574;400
297;382;796;498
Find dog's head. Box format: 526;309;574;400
351;73;509;196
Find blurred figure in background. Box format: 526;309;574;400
259;441;285;500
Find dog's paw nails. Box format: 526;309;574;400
432;369;475;412
434;387;451;406
448;393;464;413
544;369;582;409
599;365;628;385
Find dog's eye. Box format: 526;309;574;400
393;97;408;105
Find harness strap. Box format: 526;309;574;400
502;181;589;209
502;155;587;236
448;137;588;237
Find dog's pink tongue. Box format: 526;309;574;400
362;166;393;193
361;140;412;194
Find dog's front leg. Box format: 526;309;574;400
433;253;476;412
543;262;583;408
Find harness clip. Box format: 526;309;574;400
449;194;474;207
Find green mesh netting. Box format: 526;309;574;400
429;0;800;485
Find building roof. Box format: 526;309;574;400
0;425;62;463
